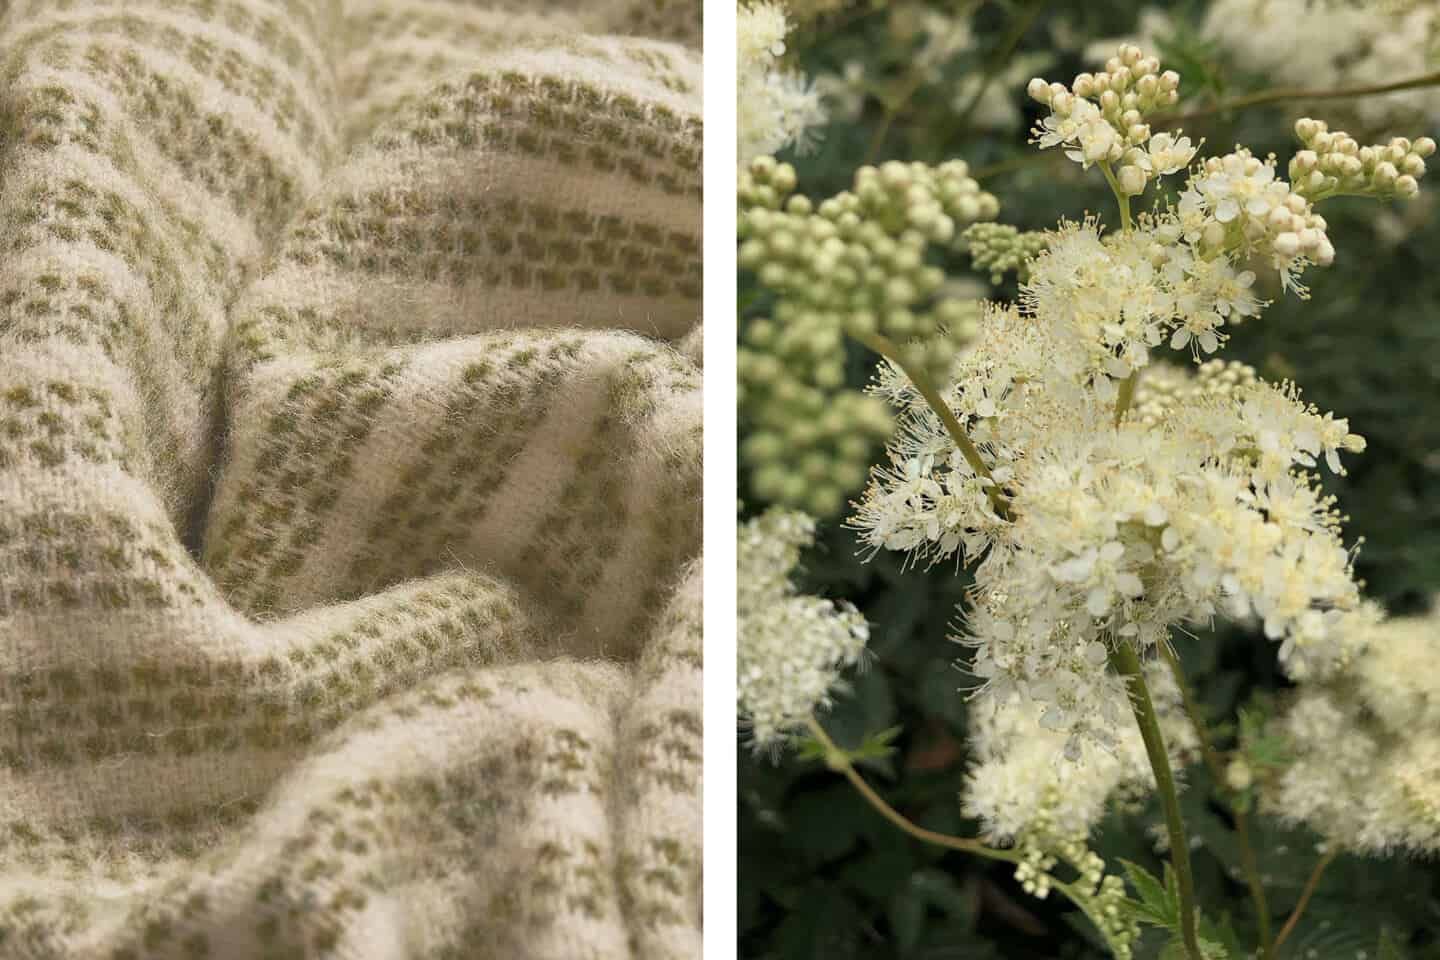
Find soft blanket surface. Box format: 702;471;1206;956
0;0;702;956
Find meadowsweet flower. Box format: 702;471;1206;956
1270;604;1440;855
1028;44;1180;183
964;663;1197;841
852;309;1367;750
1139;132;1197;176
738;509;870;750
738;2;826;164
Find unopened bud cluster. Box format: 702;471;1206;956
1010;804;1140;958
1291;118;1436;202
1130;359;1258;427
962;222;1051;285
738;155;998;514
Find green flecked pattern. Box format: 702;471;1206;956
0;0;701;956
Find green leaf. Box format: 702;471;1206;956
852;725;904;766
1120;859;1178;930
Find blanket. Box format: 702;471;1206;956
0;0;703;956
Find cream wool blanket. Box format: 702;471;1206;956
0;0;702;956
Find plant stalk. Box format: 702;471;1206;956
1098;160;1134;232
1113;370;1140;426
804;717;1017;864
1268;849;1337;958
854;331;1010;519
1109;642;1203;960
1163;69;1440;124
1159;644;1272;953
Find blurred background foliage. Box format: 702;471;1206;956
738;2;1440;957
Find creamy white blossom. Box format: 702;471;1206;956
853;236;1372;753
738;509;870;749
1270;604;1440;855
738;2;826;164
965;662;1197;841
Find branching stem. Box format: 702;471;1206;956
854;331;1011;519
804;717;1017;863
1163;69;1440;124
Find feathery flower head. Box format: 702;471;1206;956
738;2;826;164
738;509;870;750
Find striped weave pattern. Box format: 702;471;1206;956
0;0;701;956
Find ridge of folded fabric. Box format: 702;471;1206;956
0;0;702;956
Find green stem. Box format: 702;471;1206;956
1109;643;1202;960
1113;370;1139;427
854;331;1010;519
1098;160;1133;232
1160;645;1272;953
804;717;1017;864
807;718;1135;958
1162;68;1440;124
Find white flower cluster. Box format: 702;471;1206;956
1027;44;1190;186
738;2;826;165
854;297;1373;752
1270;604;1440;854
1021;218;1263;374
847;45;1437;757
738;509;870;749
964;663;1197;840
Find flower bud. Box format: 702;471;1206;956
1414;136;1437;158
1118;165;1147;195
1273;232;1300;257
1072;73;1095;97
1027;77;1051;103
1374;161;1398;189
1396;174;1419;197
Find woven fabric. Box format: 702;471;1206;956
0;0;702;956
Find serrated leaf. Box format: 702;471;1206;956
1120;859;1179;929
852;725;904;764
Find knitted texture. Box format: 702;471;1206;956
0;0;702;957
